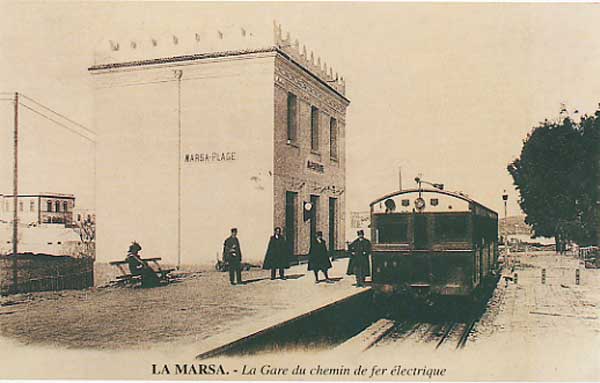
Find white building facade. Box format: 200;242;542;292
89;22;349;265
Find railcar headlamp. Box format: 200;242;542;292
415;197;426;211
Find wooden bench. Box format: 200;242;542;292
109;257;175;286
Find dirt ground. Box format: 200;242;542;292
0;260;354;350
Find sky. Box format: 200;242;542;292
2;2;600;216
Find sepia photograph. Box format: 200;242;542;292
0;1;599;380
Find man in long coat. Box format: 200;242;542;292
223;228;243;285
347;230;371;287
263;227;291;280
308;231;332;283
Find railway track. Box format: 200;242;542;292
196;286;491;359
364;316;479;351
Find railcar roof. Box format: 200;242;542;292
370;188;498;217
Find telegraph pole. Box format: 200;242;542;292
12;92;19;292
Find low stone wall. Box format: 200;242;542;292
0;254;94;295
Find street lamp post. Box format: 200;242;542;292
502;190;509;257
502;190;508;223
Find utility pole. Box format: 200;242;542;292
174;70;183;270
398;166;402;191
12;92;19;293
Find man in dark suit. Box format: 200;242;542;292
223;228;243;285
347;230;371;287
263;227;291;280
308;231;333;283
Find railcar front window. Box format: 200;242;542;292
376;215;409;243
435;215;468;242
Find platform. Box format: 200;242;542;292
194;257;371;358
0;257;370;352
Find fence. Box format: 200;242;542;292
0;254;94;295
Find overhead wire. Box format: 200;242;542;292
18;102;96;143
19;94;96;136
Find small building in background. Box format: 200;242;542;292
0;193;94;295
348;211;371;242
73;208;96;225
0;193;75;226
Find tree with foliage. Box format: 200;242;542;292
75;217;96;259
508;105;600;250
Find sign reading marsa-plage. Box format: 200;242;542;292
184;152;237;163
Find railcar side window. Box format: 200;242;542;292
435;215;468;242
376;215;409;243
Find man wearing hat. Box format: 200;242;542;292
262;227;291;280
126;241;160;288
308;231;332;283
347;230;371;287
223;228;243;285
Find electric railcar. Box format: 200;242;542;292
370;188;499;300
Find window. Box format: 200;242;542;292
47;200;52;212
63;201;68;212
310;106;319;152
19;202;23;212
329;117;337;160
286;93;297;142
55;201;60;213
77;214;81;222
30;201;35;212
435;215;469;242
376;215;409;243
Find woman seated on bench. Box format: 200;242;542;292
126;242;160;288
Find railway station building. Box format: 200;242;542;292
89;22;350;264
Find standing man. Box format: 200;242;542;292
347;230;371;287
263;227;291;280
308;231;332;283
223;228;243;285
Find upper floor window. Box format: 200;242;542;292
287;92;297;143
47;200;52;212
30;201;35;212
63;201;68;212
329;117;338;160
55;200;61;213
310;106;319;152
19;202;23;212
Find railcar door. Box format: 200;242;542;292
413;214;428;250
412;214;430;284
